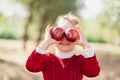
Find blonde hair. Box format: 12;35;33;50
55;13;79;27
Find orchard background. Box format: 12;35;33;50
0;0;120;80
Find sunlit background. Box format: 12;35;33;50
0;0;120;80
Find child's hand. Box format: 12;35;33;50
38;25;59;50
74;24;90;48
44;25;59;45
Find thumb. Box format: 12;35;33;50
46;25;50;32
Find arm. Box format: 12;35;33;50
75;24;100;77
26;25;58;72
26;39;52;72
80;48;100;77
82;54;100;77
26;50;49;72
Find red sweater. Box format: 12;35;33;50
26;50;100;80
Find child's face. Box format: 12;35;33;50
56;23;76;52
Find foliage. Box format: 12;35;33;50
87;34;106;43
92;0;120;43
21;0;84;47
0;16;25;39
98;0;120;34
0;31;17;39
1;0;120;44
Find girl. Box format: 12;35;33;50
26;13;100;80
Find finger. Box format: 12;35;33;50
47;24;50;29
47;25;55;33
72;40;83;46
76;24;86;40
75;25;82;40
45;25;52;39
75;24;85;35
51;39;60;44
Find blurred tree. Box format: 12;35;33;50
97;0;120;43
109;0;120;36
22;0;35;49
21;0;83;49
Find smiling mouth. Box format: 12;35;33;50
59;43;71;45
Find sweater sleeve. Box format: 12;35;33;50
80;54;100;77
26;50;50;72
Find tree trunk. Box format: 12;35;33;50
22;0;34;50
36;12;48;46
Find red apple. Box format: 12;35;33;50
65;28;79;42
50;27;65;41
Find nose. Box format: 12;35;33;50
61;37;69;42
61;37;66;41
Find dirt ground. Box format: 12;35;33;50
0;39;120;80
